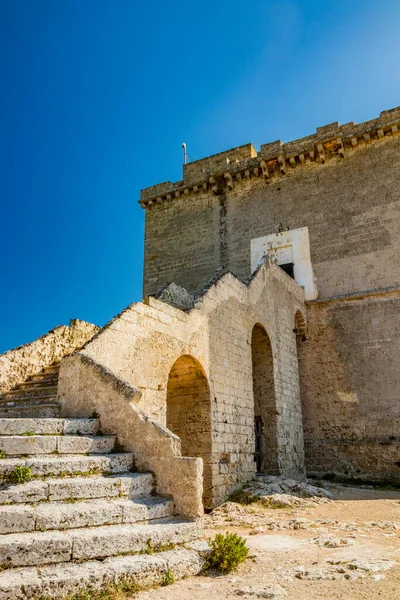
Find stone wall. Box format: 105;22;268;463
58;260;306;508
200;265;306;506
141;107;400;300
143;189;220;299
140;107;400;485
224;138;400;300
0;319;99;393
299;291;400;484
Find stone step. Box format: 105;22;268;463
0;404;60;418
14;385;57;396
19;374;58;383
0;396;57;409
0;418;99;436
25;377;58;388
0;496;174;533
0;388;57;400
15;379;58;390
42;363;61;372
12;385;57;395
0;472;154;504
0;518;201;569
29;370;59;380
0;452;133;479
0;397;58;408
0;434;115;455
0;547;203;599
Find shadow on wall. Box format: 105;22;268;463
166;355;213;509
251;323;279;475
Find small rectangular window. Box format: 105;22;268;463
279;262;295;279
251;227;317;300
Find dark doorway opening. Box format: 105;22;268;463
251;324;279;474
279;262;295;279
166;355;212;508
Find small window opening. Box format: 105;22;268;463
279;262;295;279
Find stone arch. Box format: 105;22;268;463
251;323;279;474
166;354;212;508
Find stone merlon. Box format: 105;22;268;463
139;106;400;208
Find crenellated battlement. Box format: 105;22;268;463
139;106;400;209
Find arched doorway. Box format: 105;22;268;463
251;324;279;474
166;355;212;508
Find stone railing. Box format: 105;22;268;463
0;319;99;393
57;352;203;519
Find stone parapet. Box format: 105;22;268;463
139;106;400;209
183;143;257;187
0;320;99;393
57;353;204;519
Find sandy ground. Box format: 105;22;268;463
136;483;400;600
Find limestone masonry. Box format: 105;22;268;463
0;106;399;597
139;106;400;490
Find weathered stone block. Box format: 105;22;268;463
0;530;71;567
0;419;64;436
36;499;123;531
0;567;42;600
63;419;99;435
0;481;48;504
0;505;36;534
48;476;121;501
25;452;133;477
118;472;154;498
57;435;115;454
71;520;201;560
0;436;57;455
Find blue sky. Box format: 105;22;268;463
1;0;400;353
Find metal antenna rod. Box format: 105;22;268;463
182;142;188;165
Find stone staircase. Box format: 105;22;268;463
0;417;203;599
0;362;61;418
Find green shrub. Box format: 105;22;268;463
139;539;175;555
205;532;248;573
21;431;36;436
161;569;175;586
6;466;32;484
228;488;258;505
0;450;6;459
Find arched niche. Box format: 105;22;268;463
166;354;212;508
251;324;279;474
